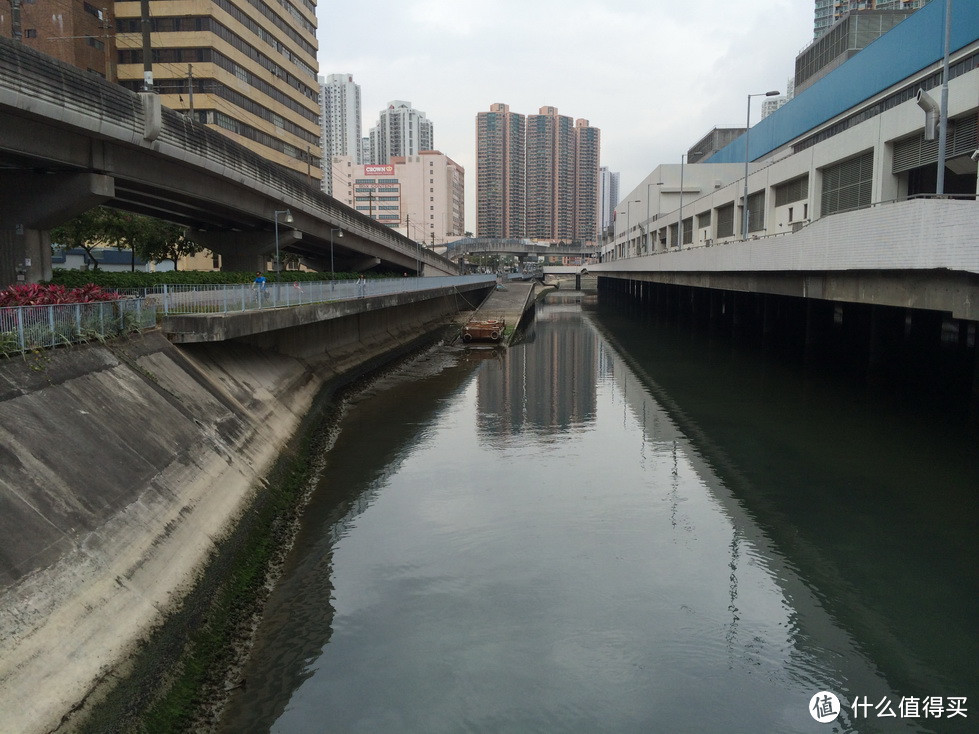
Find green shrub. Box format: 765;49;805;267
47;270;370;289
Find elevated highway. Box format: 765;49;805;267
0;37;458;285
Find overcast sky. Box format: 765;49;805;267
316;0;815;232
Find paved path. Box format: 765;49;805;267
461;280;550;346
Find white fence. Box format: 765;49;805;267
121;275;496;315
0;299;156;356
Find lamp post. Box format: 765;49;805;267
678;151;703;249
329;227;343;278
273;208;293;282
742;91;780;240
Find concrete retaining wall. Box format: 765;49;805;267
0;287;488;733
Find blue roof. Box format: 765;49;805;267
706;1;979;164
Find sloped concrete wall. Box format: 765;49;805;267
0;288;487;733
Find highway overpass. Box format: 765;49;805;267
0;37;458;286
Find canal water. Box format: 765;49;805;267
219;290;977;734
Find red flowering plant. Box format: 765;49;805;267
0;283;123;307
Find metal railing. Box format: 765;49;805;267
0;299;156;356
123;275;496;315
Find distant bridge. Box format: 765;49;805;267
446;237;598;261
0;37;458;285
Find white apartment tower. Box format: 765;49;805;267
599;167;620;235
368;101;434;165
320;73;363;195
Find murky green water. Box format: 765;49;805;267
219;291;977;733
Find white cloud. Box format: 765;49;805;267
318;0;813;231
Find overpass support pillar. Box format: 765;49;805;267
190;229;303;274
0;172;114;285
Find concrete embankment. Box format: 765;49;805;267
0;286;488;733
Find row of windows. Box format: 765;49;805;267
215;0;316;74
794;51;979;154
202;109;321;167
118;47;318;126
116;16;317;102
119;76;318;145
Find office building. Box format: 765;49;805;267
609;0;977;259
814;0;932;39
113;0;323;181
476;103;526;239
4;1;115;79
367;101;433;165
799;9;918;92
330;151;464;245
320;73;363;195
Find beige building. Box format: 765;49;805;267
332;151;464;246
113;0;323;181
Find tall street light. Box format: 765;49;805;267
329;227;343;278
273;208;293;282
678;151;703;249
742;91;780;240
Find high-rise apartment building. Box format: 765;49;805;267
599;167;620;235
813;0;931;39
4;1;116;79
475;103;526;239
320;73;362;195
574;118;601;245
368;101;433;165
476;103;601;244
330;151;464;245
526;106;575;241
112;0;322;181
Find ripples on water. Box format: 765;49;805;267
219;292;976;734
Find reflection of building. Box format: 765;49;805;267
320;74;363;195
330;152;464;244
476;298;597;437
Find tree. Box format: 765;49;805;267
51;207;206;271
50;206;126;270
119;214;205;271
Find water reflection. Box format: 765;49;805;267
477;296;598;441
218;292;974;734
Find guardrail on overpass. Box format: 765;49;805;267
0;37;458;283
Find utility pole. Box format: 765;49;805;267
140;0;153;91
187;64;194;116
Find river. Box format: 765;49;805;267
218;289;977;734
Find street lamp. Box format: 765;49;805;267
742;91;780;240
329;227;343;278
273;208;293;281
678;151;703;249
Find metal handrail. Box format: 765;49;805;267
125;275;496;315
0;299;156;356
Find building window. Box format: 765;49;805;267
821;151;873;215
83;2;104;19
24;29;37;38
